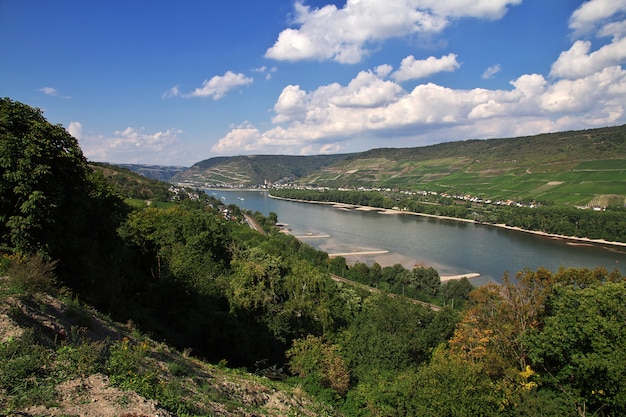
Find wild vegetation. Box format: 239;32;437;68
2;97;626;416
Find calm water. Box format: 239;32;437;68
209;190;626;285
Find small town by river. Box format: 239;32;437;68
208;189;626;285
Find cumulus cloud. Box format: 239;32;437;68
569;0;626;36
392;53;460;82
73;124;195;165
213;60;626;155
213;0;626;156
482;64;502;79
375;64;393;78
265;0;521;63
67;121;83;139
550;38;626;79
211;122;265;153
164;71;253;100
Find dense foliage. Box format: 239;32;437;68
3;99;626;416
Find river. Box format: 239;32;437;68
208;189;626;285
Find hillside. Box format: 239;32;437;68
174;125;626;206
172;154;352;187
302;125;626;205
0;281;332;416
4;98;626;417
118;164;188;181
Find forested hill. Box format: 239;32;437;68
172;153;353;186
118;163;188;181
2;98;626;417
172;125;626;206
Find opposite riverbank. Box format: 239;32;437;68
268;194;626;249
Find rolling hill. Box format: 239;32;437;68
172;154;352;187
172;125;626;206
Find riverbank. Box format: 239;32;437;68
268;194;626;249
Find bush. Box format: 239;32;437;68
6;253;57;294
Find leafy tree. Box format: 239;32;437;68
0;98;126;301
341;294;456;382
441;277;474;308
287;335;350;396
410;346;503;417
524;281;626;416
448;268;555;378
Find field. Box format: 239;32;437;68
175;125;626;207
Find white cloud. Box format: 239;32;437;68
541;66;626;115
375;64;393;78
187;71;253;99
392;53;460;82
74;124;195;165
330;70;404;107
211;122;265;153
162;85;180;99
253;66;278;80
482;64;501;79
213;52;626;155
38;86;70;99
550;38;626;79
265;0;521;63
418;0;523;19
598;19;626;38
272;85;310;124
38;86;57;96
67;121;83;139
165;71;253;100
569;0;626;36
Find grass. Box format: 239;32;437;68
290;127;626;206
0;267;332;416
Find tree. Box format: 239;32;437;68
441;277;474;307
341;294;454;382
0;98;126;300
448;268;555;378
1;98;91;254
524;281;626;416
287;335;350;396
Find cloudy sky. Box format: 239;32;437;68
1;0;625;166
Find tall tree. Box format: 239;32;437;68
0;98;125;299
524;281;626;416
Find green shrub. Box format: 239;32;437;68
54;340;106;380
6;253;57;294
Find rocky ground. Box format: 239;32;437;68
0;284;334;417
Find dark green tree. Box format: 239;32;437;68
0;98;126;300
524;281;626;416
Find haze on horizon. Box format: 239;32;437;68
1;0;625;166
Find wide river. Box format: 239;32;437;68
209;189;626;285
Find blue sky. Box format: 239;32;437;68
1;0;625;166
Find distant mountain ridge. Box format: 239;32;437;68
170;125;626;206
172;154;353;186
119;164;188;181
